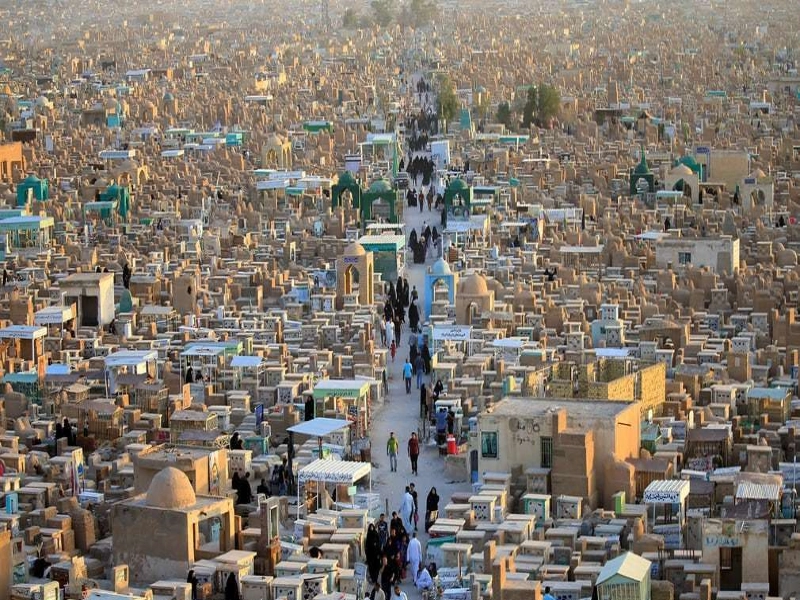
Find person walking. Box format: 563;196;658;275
414;354;425;389
366;524;382;583
377;513;389;548
408;433;420;476
406;532;422;585
380;556;396;600
409;483;419;527
425;487;440;532
387;432;399;472
385;315;394;351
399;486;415;534
403;359;413;394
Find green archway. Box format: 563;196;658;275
332;171;362;209
443;178;473;229
362;178;397;223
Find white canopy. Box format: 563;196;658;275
104;350;158;368
230;356;263;368
298;458;371;484
643;479;690;504
34;305;74;325
287;417;351;438
0;325;47;340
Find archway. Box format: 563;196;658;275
466;302;480;326
340;189;354;208
432;277;450;305
635;178;650;194
343;265;360;296
751;189;766;206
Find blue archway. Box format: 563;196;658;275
425;258;455;317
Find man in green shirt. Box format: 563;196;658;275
387;432;399;472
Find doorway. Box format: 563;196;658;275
81;295;99;326
720;546;742;590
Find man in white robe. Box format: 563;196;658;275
400;487;414;532
406;532;422;583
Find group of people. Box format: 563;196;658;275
381;277;422;360
365;486;442;600
409;223;440;265
401;153;436;186
405;187;441;213
228;433;288;502
402;332;432;393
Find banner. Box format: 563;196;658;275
432;325;472;342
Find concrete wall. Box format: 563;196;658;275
700;518;769;586
638;363;667;417
112;504;192;583
707;151;750;192
476;401;641;509
477;411;560;474
655;237;739;273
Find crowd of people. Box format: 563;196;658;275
408;222;440;264
364;485;442;600
380;276;427;360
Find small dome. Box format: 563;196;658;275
368;178;392;194
671;164;693;176
146;466;196;509
344;242;366;257
430;258;452;276
749;169;766;180
460;273;488;296
337;171;356;188
163;92;175;102
447;178;469;193
677;155;700;170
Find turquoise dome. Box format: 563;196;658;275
369;178;392;194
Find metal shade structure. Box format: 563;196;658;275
297;458;371;484
287;417;352;437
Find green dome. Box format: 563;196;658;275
338;171;357;188
369;178;392;194
447;178;469;192
676;155;702;174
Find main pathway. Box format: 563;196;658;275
365;75;470;592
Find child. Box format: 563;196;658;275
390;340;397;362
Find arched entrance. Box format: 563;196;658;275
466;302;480;326
343;264;360;296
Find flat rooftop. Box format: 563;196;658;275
486;397;636;420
